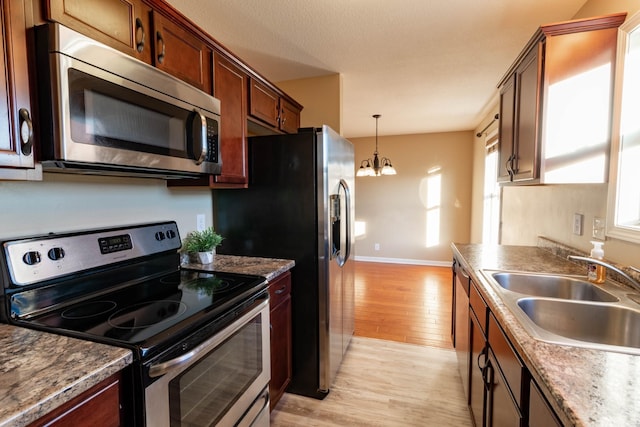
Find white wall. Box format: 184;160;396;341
0;173;212;240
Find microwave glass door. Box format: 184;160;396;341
67;69;218;161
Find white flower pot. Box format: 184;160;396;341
197;250;215;264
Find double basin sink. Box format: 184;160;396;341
480;270;640;355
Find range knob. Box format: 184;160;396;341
48;247;65;261
155;231;166;241
22;251;41;265
167;230;176;239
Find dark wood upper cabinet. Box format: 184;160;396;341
249;78;280;128
497;13;626;184
46;0;152;64
249;78;302;134
151;10;212;93
212;52;248;187
279;97;301;134
0;0;39;179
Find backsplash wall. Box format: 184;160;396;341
0;173;213;240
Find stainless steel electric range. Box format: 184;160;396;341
0;221;270;427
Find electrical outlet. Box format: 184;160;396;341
573;213;583;236
592;217;605;240
374;243;380;251
196;214;206;232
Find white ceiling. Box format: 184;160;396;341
166;0;589;138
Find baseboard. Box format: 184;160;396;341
353;256;451;267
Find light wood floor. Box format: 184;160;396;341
271;262;470;426
353;262;453;348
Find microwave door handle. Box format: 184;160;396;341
188;109;208;165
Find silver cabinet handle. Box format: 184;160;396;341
19;108;33;155
156;31;165;63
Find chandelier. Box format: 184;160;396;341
356;114;397;177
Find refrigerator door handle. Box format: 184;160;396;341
339;178;352;265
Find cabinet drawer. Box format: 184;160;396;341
268;271;291;308
470;281;488;335
488;312;525;408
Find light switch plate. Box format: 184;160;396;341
573;213;583;236
593;217;605;240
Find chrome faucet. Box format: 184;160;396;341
567;255;640;292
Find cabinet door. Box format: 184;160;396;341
0;0;35;171
28;372;123;427
249;79;279;128
46;0;151;63
529;380;561;427
270;294;292;411
152;11;212;93
268;271;292;410
212;53;248;186
469;311;487;427
512;44;541;182
486;351;523;427
280;98;300;134
498;75;516;182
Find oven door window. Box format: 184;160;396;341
168;315;263;426
68;68;190;158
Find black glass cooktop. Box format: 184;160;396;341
26;269;267;357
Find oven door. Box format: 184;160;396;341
144;298;270;427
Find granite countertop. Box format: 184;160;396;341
452;243;640;427
182;254;295;281
0;325;132;427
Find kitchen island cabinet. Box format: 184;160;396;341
498;13;625;184
0;325;132;427
0;0;40;180
452;242;640;426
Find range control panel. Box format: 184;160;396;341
3;222;181;287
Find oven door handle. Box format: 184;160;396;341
148;297;269;378
148;348;198;378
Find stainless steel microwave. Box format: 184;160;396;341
35;23;221;179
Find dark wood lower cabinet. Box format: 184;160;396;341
28;371;123;427
268;271;292;410
453;257;557;427
529;380;562;427
469;311;486;427
486;350;523;427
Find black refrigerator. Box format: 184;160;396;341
213;126;355;399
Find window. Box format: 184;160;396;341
607;11;640;243
483;130;501;244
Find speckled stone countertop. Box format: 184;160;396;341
0;324;132;427
182;254;295;281
452;243;640;427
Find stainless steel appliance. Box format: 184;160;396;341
34;23;221;179
0;222;269;426
213;125;355;398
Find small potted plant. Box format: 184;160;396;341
182;227;224;264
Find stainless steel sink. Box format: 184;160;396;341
489;271;618;302
480;269;640;355
517;298;640;350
